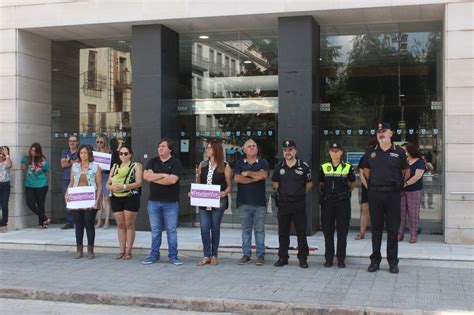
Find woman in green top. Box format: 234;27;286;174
21;143;50;229
107;145;142;260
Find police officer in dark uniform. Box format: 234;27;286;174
362;122;409;274
272;140;313;268
319;143;356;268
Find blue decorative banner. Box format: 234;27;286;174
396;129;402;135
92;132;96;137
433;129;439;135
195;131;200;137
358;129;364;135
216;131;222;137
122;132;127;137
335;129;340;135
236;131;241;136
205;131;211;137
246;131;251;136
421;129;426;135
323;129;329;135
370;130;375;135
268;130;273;136
257;130;262;136
408;129;414;135
64;132;69;137
180;131;185;137
225;131;231;137
347;130;352;135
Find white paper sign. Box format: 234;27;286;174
92;151;112;171
180;139;189;153
66;186;96;209
190;183;221;208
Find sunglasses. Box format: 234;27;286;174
96;140;104;144
119;152;129;156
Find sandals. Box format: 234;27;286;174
355;233;365;240
197;257;211;266
122;252;132;260
397;234;404;241
210;256;218;266
114;253;125;260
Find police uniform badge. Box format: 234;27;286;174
370;151;376;158
280;168;286;175
285;140;290;146
326;165;332;172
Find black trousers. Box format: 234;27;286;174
321;197;351;263
277;201;309;260
368;190;401;266
72;210;98;246
0;181;10;226
25;186;48;225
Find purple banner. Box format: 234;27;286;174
94;156;110;164
68;192;95;201
191;189;220;199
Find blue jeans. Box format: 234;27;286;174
238;204;266;257
62;180;74;225
147;200;179;260
199;207;225;257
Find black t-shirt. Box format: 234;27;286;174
145;156;183;202
361;144;409;186
272;159;312;198
234;158;269;207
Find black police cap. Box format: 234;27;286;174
329;143;342;150
282;140;297;148
377;122;391;131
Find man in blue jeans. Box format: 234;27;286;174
234;139;269;266
142;138;183;266
60;135;79;230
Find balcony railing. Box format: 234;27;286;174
192;53;209;70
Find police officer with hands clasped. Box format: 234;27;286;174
319;143;356;268
272;140;313;268
362;122;409;274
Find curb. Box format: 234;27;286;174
0;287;470;315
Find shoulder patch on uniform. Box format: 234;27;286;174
370;151;376;158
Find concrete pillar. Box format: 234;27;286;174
278;16;320;234
444;2;474;244
131;24;179;231
0;30;51;229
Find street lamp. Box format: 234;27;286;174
393;33;408;141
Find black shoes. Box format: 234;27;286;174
389;265;399;274
338;262;346;268
324;261;333;268
61;224;73;230
274;259;288;267
299;259;308;269
368;263;380;272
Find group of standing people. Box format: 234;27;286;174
0;122;429;274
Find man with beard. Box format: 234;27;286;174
362;122;409;274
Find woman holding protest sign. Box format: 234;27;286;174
66;144;102;259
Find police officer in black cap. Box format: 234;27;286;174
362;122;409;274
319;143;356;268
272;140;313;268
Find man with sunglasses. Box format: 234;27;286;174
60;135;79;229
361;122;409;274
272;140;313;268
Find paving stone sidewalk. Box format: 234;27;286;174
0;249;472;314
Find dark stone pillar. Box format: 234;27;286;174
278;16;320;235
131;25;179;231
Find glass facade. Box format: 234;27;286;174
177;30;279;227
319;25;443;233
49;23;443;234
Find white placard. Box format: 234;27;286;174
190;183;221;208
92;151;112;171
66;186;96;209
